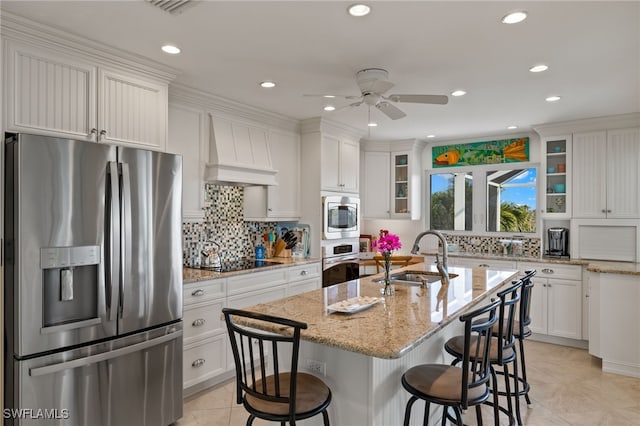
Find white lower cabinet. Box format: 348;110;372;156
518;263;583;340
182;262;321;390
453;258;517;270
183;278;227;390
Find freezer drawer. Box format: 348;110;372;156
6;324;183;426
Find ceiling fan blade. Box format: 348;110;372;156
386;94;449;105
303;94;362;99
376;102;406;120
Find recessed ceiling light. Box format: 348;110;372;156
259;81;276;88
323;105;336;111
507;125;518;130
451;90;467;97
368;122;378;127
501;11;528;24
427;134;436;138
529;64;549;73
348;4;371;17
323;95;336;98
545;95;561;102
161;44;181;54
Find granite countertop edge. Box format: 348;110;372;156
422;251;640;275
183;257;321;284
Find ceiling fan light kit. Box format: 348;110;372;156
305;67;448;123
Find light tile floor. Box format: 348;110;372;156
178;340;640;426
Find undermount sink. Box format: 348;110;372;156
372;270;458;287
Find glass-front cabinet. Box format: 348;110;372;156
392;152;410;216
541;135;572;218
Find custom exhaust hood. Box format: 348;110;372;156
205;114;278;186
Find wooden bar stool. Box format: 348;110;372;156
401;298;501;426
444;279;523;426
223;308;332;426
373;255;414;273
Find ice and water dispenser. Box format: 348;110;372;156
41;245;100;328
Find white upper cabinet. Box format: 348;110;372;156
541;135;572;218
321;135;359;193
167;102;207;221
362;151;391;218
573;128;640;219
5;40;169;151
244;129;301;220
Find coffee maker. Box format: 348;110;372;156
546;227;569;258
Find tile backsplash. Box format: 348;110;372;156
182;184;276;266
441;233;541;257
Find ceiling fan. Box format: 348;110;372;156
305;68;448;120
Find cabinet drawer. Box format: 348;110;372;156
227;286;287;309
227;269;287;296
183;278;226;306
287;262;321;283
518;262;582;281
454;258;517;270
183;299;225;345
183;334;226;389
286;278;320;296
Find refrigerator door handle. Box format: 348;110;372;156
106;161;121;322
29;329;182;377
119;162;133;319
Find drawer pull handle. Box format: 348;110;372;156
541;268;554;274
192;289;205;297
478;264;490;268
192;359;206;368
192;318;206;327
300;270;308;276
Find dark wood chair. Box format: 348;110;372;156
223;308;332;426
444;279;523;426
401;298;501;425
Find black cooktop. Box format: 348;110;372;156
200;259;281;273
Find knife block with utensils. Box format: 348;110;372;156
273;239;291;257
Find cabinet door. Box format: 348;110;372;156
267;130;301;218
391;152;411;217
340;138;360;192
6;41;97;140
572;131;607;218
528;277;548;335
606;127;640;218
98;68;168;151
547;278;582;339
321;135;342;191
168;103;206;220
362;151;391;218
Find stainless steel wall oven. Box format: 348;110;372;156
322;241;360;287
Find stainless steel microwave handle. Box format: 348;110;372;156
29;329;182;377
106;161;120;322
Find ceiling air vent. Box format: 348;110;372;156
147;0;197;15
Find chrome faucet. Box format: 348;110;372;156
411;230;450;287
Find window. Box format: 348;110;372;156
428;166;538;234
430;172;473;231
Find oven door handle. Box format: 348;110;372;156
323;255;359;267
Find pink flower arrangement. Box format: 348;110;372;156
373;229;402;255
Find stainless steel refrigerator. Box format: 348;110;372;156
4;133;183;426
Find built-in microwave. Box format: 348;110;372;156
322;195;360;239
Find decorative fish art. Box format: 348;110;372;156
434;138;528;166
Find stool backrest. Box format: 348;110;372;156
223;308;307;424
373;255;413;273
459;298;501;410
495;279;523;364
519;270;536;329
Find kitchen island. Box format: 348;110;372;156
234;263;518;426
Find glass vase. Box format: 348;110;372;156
381;257;394;296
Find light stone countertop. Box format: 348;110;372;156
183;257;321;283
424;251;640;275
227;263;518;359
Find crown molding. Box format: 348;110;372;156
0;9;179;82
300;117;365;140
533;112;640;136
169;83;300;133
